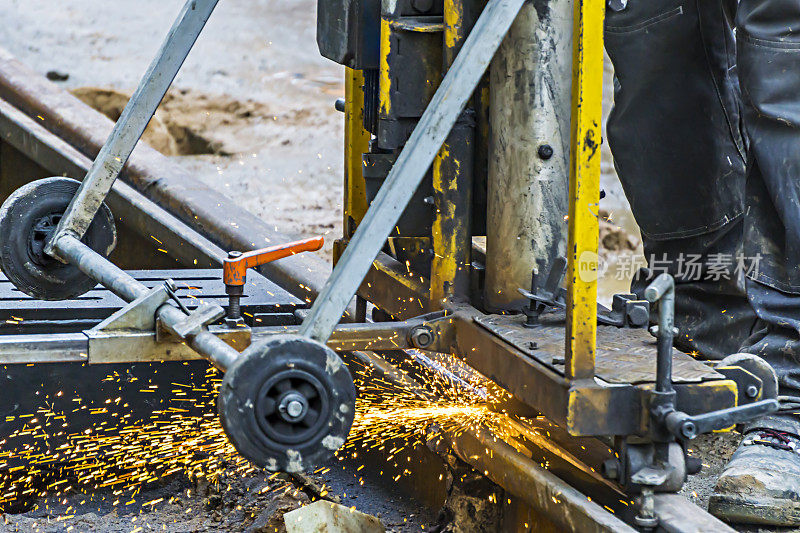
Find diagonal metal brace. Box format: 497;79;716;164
47;0;220;260
299;0;526;342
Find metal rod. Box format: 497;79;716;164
46;0;219;256
644;273;675;394
56;234;149;302
299;0;526;343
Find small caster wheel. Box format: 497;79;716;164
0;177;116;300
218;335;356;472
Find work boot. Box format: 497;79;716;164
709;415;800;525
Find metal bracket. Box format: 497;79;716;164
597;293;649;329
91;285;170;332
157;303;226;341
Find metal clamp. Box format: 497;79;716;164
223;237;323;321
645;273;779;441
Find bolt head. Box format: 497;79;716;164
601;459;619;480
278;392;308;422
228;250;243;259
286;400;304;418
537;144;554;160
410;327;434;348
746;384;760;399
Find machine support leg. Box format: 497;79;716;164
299;0;526;343
484;0;573;312
564;0;604;380
46;0;219;259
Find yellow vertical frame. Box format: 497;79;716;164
344;67;371;236
565;0;604;380
430;0;466;308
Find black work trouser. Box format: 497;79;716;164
605;0;800;394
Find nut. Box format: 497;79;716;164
409;326;434;349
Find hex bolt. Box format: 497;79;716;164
537;144;554;160
626;305;649;327
410;327;434;349
746;384;760;399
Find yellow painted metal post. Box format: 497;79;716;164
565;0;604;380
343;67;371;238
430;0;475;308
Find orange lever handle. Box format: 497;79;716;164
223;236;323;286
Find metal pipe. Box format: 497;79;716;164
47;0;219;249
645;273;675;394
484;0;573;311
56;234;148;302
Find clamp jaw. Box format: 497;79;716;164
222;236;324;323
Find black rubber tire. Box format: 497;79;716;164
0;177;116;300
218;335;356;472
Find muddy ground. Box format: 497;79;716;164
0;0;764;531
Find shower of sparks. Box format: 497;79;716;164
0;350;511;511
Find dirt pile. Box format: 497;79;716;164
71;87;272;156
599;208;640;255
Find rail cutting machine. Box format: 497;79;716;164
0;0;783;526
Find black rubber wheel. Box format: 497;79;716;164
0;177;116;300
218;335;356;472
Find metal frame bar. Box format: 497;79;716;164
564;0;604;380
430;0;475;308
343;67;371;238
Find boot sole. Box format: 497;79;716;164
709;494;800;526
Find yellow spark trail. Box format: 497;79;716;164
0;351;509;510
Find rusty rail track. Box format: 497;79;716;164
0;47;733;532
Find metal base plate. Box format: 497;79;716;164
474;312;721;385
0;269;304;333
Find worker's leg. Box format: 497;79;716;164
604;0;757;358
710;0;800;525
